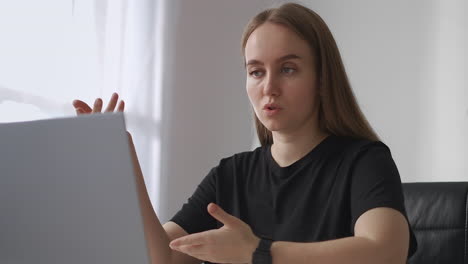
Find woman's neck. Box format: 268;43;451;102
271;122;329;167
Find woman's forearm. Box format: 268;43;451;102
127;133;172;264
270;236;403;264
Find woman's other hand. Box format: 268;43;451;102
169;203;260;264
72;92;125;115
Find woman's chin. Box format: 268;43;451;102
260;118;292;133
262;123;284;133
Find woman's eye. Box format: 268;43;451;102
249;70;264;77
281;67;296;74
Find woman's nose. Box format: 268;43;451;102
263;72;280;97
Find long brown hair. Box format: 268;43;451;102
241;3;379;146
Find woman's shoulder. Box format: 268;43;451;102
326;135;397;179
216;145;267;170
329;135;391;159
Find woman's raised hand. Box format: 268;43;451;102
73;93;171;264
72;92;125;116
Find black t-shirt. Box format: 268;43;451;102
170;135;417;262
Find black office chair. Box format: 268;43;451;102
403;182;468;263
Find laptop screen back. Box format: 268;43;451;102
0;113;149;264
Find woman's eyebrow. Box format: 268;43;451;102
276;54;301;63
245;54;302;67
245;59;263;67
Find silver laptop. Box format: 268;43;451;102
0;113;150;264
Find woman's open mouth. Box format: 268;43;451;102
263;103;282;116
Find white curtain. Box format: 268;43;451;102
0;0;163;211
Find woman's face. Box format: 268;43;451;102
245;22;320;135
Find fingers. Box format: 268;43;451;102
73;92;125;116
105;92;119;112
173;244;208;260
72;100;92;115
92;98;103;113
170;230;217;248
117;100;125;112
170;234;204;248
207;203;239;227
75;107;85;115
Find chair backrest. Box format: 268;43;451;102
402;182;468;264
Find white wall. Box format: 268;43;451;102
303;0;468;183
157;0;274;222
157;0;468;221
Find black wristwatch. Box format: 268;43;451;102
252;238;273;264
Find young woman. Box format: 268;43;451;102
73;3;416;264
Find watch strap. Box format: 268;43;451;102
252;238;273;264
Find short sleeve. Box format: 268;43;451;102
349;142;417;258
169;167;217;234
350;143;406;229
